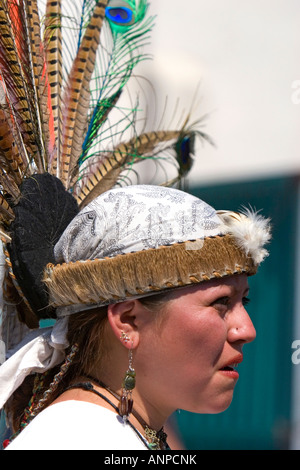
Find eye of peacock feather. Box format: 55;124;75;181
106;7;134;24
105;1;135;26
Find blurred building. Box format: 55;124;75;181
143;0;300;449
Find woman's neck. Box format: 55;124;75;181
81;372;169;433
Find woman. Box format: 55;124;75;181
0;184;271;450
0;0;270;451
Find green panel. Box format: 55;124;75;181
175;176;296;450
39;319;56;328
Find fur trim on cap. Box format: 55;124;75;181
44;234;257;309
217;209;271;265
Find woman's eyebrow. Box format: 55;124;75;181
205;283;250;298
223;285;250;296
243;287;250;296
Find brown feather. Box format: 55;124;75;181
0;105;26;187
74;129;181;208
0;1;42;171
0;193;15;222
23;0;53;169
0;167;20;203
60;0;108;188
44;0;63;177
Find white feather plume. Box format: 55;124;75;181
216;208;272;265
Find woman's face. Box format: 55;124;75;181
136;274;256;416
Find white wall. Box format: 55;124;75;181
138;0;300;185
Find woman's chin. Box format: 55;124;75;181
207;393;235;414
188;391;235;415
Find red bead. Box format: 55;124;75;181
2;439;10;449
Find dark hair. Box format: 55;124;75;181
6;293;173;434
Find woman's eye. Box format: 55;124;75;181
210;296;250;314
211;297;230;308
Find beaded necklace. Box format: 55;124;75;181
65;377;169;451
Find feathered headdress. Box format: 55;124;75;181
0;2;272;421
0;0;210;336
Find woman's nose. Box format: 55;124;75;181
228;307;256;344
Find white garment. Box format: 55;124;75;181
0;320;68;410
5;401;148;450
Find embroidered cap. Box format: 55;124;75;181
43;185;271;315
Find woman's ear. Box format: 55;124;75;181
107;300;140;349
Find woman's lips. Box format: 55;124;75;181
219;366;240;379
219;354;243;379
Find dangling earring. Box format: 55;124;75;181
119;332;136;420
